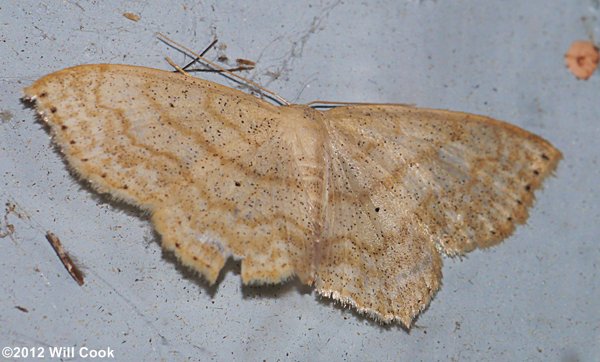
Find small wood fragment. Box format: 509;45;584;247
45;232;84;286
123;12;141;22
236;58;256;67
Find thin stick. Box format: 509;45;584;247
45;232;84;286
166;56;189;76
181;38;218;71
156;32;290;106
166;57;254;76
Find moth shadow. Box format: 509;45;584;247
315;297;410;332
160;241;314;302
241;277;313;301
158;235;232;298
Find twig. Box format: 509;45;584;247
45;232;84;286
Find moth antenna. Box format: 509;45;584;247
156;32;290;106
307;100;416;108
186;66;256;73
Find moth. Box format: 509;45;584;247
23;59;560;327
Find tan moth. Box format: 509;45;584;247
23;50;560;327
